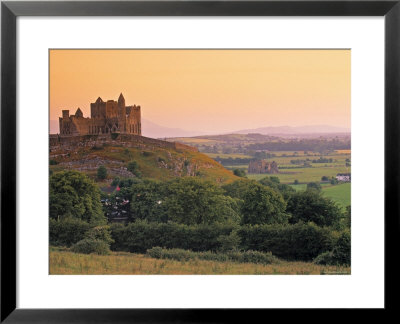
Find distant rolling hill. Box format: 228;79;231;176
233;125;350;135
141;119;208;139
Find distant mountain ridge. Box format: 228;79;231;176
141;119;208;138
233;125;350;135
50;118;349;137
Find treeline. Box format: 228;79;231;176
50;220;347;262
49;170;350;265
247;139;351;152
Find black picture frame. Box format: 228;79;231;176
1;0;399;322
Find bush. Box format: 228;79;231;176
233;250;277;265
286;190;342;227
233;168;246;178
110;221;236;253
71;239;110;255
97;166;107;180
111;221;337;262
313;251;335;265
111;177;120;186
307;182;322;191
84;225;114;245
238;222;336;261
50;218;91;247
217;231;241;252
332;230;351;265
313;230;351;266
127;161;141;178
146;247;278;265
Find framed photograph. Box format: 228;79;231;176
1;0;399;321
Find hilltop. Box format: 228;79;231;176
49;134;238;184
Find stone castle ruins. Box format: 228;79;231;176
248;160;279;174
59;93;141;136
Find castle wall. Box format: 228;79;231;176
91;101;106;119
49;133;198;153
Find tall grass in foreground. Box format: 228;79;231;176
50;249;350;275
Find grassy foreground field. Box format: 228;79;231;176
50;249;350;275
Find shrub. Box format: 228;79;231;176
313;251;335;265
217;231;241;252
110;221;236;253
307;182;322;191
286;190;342;227
127;161;141;178
233;168;246;178
232;250;277;265
332;230;351;265
97;166;107;180
111;133;119;140
50;218;91;247
49;159;58;165
146;247;278;265
111;177;120;186
84;225;114;244
238;222;335;261
313;230;351;266
71;239;110;255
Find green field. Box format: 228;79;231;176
290;183;351;208
246;165;350;184
205;150;351;185
322;183;351;208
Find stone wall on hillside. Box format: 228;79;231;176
49;134;198;153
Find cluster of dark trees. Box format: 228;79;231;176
49;170;350;265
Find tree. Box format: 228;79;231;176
233;168;246;178
49;170;106;225
286;190;342;227
306;181;322;191
241;182;288;225
321;176;329;181
294;179;299;185
258;176;295;201
130;178;242;225
164;178;240;225
129;180;168;222
97;165;107;180
222;179;255;200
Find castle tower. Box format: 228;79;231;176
117;93;127;132
118;93;125;108
75;108;83;118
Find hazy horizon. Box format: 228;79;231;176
50;49;350;134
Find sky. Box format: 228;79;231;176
50;49;350;134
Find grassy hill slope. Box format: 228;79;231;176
50;138;238;184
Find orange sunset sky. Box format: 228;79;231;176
50;49;350;134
